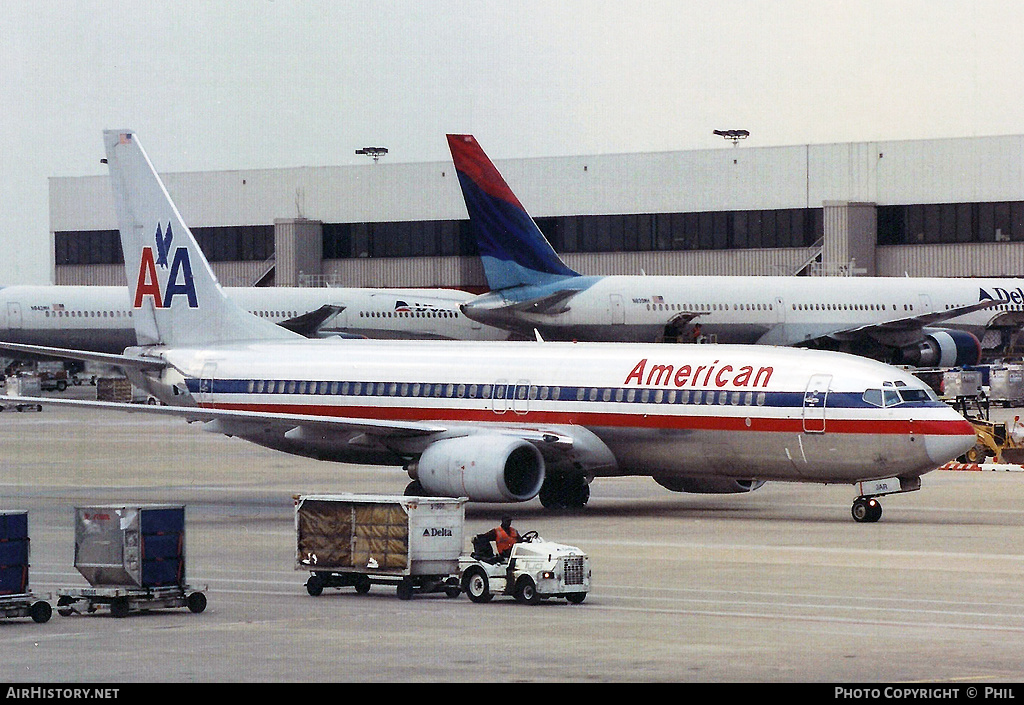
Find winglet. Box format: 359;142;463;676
447;134;578;291
103;130;298;347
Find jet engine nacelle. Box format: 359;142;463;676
654;477;765;494
410;435;545;503
899;329;981;368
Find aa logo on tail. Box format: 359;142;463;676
134;222;198;308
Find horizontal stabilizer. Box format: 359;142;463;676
506;289;580;315
277;304;345;337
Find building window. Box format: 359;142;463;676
878;201;1024;245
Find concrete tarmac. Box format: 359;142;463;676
3;396;1024;683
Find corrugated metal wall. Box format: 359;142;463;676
51;133;1024;286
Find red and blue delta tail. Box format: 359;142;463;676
447;135;578;291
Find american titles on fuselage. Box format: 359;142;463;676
624;357;773;389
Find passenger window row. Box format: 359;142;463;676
237;379;771;407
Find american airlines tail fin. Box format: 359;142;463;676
103;130;298;347
447;134;578;291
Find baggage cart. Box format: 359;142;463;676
55;584;206;618
55;504;206;617
1;375;43;412
0;511;51;623
295;494;465;600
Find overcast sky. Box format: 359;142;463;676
2;0;1022;284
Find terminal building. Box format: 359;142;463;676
48;134;1024;290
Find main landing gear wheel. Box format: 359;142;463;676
851;497;883;523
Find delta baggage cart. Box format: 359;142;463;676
0;511;51;623
55;504;206;617
295;494;465;600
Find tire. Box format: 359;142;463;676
852;498;882;523
186;592;207;614
396;579;414;601
462;567;493;603
565;592;587;604
305;575;324;596
353;574;372;594
57;595;74;617
110;597;130;618
56;380;67;392
30;600;52;623
514;575;540;605
965;444;988;463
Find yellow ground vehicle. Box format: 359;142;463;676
960;416;1024;464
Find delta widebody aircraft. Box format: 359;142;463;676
447;134;1024;367
1;130;977;523
0;281;506;354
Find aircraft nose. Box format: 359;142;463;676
924;417;978;465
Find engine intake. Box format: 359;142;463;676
409;435;545;503
654;477;765;494
898;329;981;368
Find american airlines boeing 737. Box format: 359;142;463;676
1;130;977;522
448;134;1021;367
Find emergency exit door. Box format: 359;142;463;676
802;374;832;433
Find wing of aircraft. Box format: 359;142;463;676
0;340;166;371
818;299;1002;344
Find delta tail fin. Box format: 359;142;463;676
447;134;578;291
103;130;298;347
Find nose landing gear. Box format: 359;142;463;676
851;496;883;523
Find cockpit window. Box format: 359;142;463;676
863;388;883;407
864;381;938;407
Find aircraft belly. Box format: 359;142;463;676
530;322;664;343
595;427;938;483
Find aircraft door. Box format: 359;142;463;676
775;296;786;323
512;379;530;415
198;362;217;404
6;302;22;329
918;294;933;315
802;373;832;434
609;294;625;325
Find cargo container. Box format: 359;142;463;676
56;504;206;617
0;511;51;623
990;366;1024;407
942;370;984;399
295;494;465;599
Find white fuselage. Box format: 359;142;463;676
137;338;975;486
0;284;508;352
465;274;1024;345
